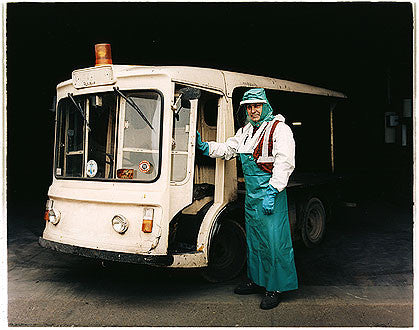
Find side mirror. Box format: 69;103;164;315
179;87;201;101
172;87;201;121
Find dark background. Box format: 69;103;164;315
6;2;413;218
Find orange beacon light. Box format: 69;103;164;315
95;43;112;66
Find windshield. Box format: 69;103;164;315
54;90;163;182
120;91;162;180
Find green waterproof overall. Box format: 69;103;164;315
240;153;298;292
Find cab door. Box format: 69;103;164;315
168;86;199;219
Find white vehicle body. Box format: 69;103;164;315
40;61;345;275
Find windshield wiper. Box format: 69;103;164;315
113;87;154;130
68;93;91;131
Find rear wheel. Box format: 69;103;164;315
202;219;246;283
301;197;326;248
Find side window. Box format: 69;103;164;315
264;88;332;172
55;97;86;178
232;87;249;180
232;87;251;132
233;86;331;172
203;98;218;127
171;91;192;182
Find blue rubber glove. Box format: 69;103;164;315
196;131;209;156
262;184;279;215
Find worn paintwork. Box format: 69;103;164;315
43;63;346;268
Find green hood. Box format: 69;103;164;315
241;88;274;127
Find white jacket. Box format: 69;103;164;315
207;114;295;192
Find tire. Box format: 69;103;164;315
202;219;247;283
301;197;326;248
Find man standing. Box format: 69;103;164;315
196;88;298;310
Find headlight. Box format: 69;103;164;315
112;215;129;234
48;209;61;225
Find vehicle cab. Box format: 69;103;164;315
40;44;345;282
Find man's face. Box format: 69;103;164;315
246;103;263;122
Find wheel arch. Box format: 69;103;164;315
201;201;247;282
206;201;245;253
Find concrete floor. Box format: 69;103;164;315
7;199;413;327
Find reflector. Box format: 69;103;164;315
142;219;153;233
142;208;154;233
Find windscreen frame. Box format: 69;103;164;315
53;88;165;183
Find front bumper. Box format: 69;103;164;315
38;237;174;267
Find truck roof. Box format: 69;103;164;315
58;64;347;99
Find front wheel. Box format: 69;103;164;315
301;197;326;248
201;219;247;283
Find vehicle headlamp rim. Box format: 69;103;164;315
112;214;129;234
49;209;61;225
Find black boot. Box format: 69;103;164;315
260;291;281;310
234;280;264;295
